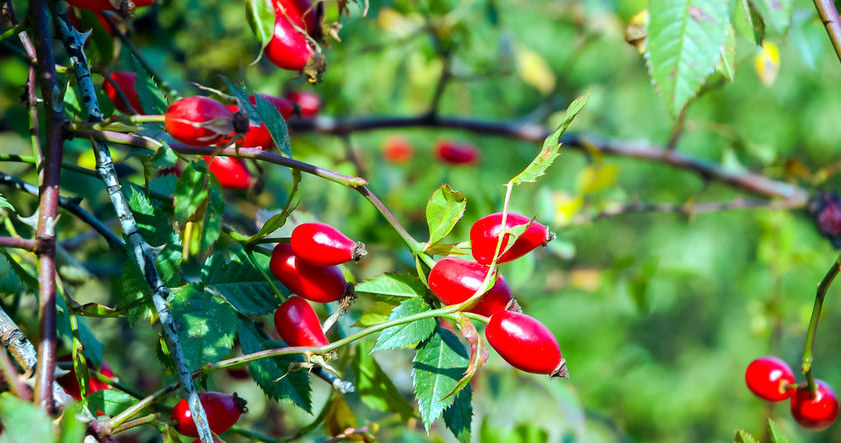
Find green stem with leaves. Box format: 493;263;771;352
801;252;841;394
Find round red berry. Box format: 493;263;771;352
274;296;329;347
165;97;236;147
470;212;553;265
204;156;252;190
485;310;564;376
382;136;414;163
745;356;795;402
171;392;247;437
290;222;365;266
285;91;322;117
790;380;839;430
269;243;349;303
428;257;513;317
225;94;294;151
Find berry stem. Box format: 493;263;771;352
802;252;841;395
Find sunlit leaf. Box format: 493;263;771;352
425;184;466;247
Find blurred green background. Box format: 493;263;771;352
4;0;841;441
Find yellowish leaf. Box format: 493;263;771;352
552;192;583;225
515;45;556;94
625;9;649;53
576;164;619;194
754;41;780;87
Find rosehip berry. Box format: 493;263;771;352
226;367;250;380
66;0;153;11
470;212;553;265
277;0;321;37
171;392;247;437
744;356;796;402
274;296;329;347
264;3;315;72
225;94;294;150
435;141;480;165
485;310;565;376
269;243;349;303
103;72;143;115
428;257;513;317
204;156;252;190
285;91;321;117
382;136;414;163
68;9;117;35
790;380;839;431
290;222;366;266
165;96;241;147
56;357;114;401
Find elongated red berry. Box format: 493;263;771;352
56;358;114;401
67;0;153;11
274;296;329;347
485;310;564;376
435;141;479;165
269;243;349;303
103;72;143;114
204;156;252;190
276;0;321;37
68;9;117;35
290;222;365;266
790;380;839;430
382;136;414;163
165;97;243;147
470;213;553;265
745;356;795;402
225;94;294;150
264;2;315;72
285;91;321;117
428;257;513;317
171;392;247;437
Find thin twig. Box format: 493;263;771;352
801;253;841;395
813;0;841;65
0;236;40;251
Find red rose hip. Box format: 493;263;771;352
165;96;241;147
428;257;513;317
274;296;329;347
485;310;565;376
103;72;143;115
269;243;349;303
382;136;414;163
290;222;366;266
470;212;553;265
264;1;316;73
285;91;321;116
435;141;480;165
790;380;839;430
226;94;294;150
171;392;247;437
204;156;252;190
744;356;795;402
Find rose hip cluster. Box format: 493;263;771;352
745;356;839;431
430;213;566;377
270;223;365;346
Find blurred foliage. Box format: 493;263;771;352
3;0;841;441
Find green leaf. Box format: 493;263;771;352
173;161;210;226
200;180;225;253
735;429;758;443
246;0;275;50
425;184;466;247
0;249;37;290
254;93;292;157
156;233;183;287
412;326;469;430
58;402;87;443
0;252;22;296
202;245;281;315
80;9;114;67
56;295;103;368
443;384;472;443
151;174;178;197
716;24;736;82
352;340;415;420
373;297;436;351
0;192;13;211
115;261;154;323
355;273;430;302
151;142;179;170
127;185;171;246
512;91;590;185
237;322;312;412
87;390;139;417
248;211;289;243
754;0;792;34
767;418;790;443
354;301;398;327
0;392;55;443
646;0;729;117
62;81;83;121
170;285;238;370
131;56;168;115
733;0;765;45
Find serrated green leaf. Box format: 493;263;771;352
734;0;764;45
0;252;22;296
254;93;292;157
131;57;168;115
170;285;238;370
735;429;758;443
200;180;225;253
767;418;790;443
716;24;736;82
356;273;430;301
512;92;590;185
248;212;289;243
425;184;466;247
157;233;182;287
352;340;415;420
115;261;154;323
0;192;13;211
647;0;729;117
58;402;87;443
0;393;55;443
87;390;138;417
412;327;469;430
0;249;37;290
173;161;209;226
373;297;436;351
151;174;178;197
151;142;178;170
354;301;398;327
443;384;472;443
246;0;275;49
202;245;281;315
63;81;83;121
127;185;171;246
237;322;312;412
754;0;792;34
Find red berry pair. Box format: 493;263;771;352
745;356;839;430
269;223;364;303
264;0;324;80
171;392;247;437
